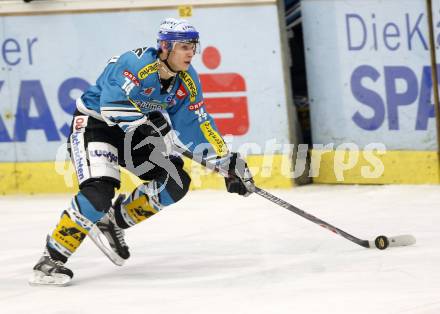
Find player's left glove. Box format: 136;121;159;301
138;111;175;155
224;152;254;197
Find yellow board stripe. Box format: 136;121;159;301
1;150;439;194
0;155;294;194
311;149;440;184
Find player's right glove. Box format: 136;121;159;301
223;152;254;197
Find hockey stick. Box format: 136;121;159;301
176;146;416;250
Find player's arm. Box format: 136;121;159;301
170;71;253;196
98;54;150;133
99;54;174;158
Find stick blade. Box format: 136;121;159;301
369;234;416;249
388;234;416;247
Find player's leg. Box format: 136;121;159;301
94;155;191;261
30;179;117;286
45;180;116;258
29;113;121;285
117;156;191;226
89;193;130;263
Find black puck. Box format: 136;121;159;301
375;235;389;250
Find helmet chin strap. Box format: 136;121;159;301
159;52;179;77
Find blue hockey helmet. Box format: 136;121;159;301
157;18;200;53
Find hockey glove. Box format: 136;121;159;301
138;111;171;137
224;152;254;197
137;111;174;155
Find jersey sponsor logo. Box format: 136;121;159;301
132;99;166;111
176;84;187;99
188;100;204;111
89;149;118;163
131;46;148;59
143;87;155;96
123;70;140;86
165;94;177;107
200;121;228;156
71;132;87;181
138;61;158;80
73;116;88;132
179;71;197;103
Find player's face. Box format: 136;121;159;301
167;42;196;71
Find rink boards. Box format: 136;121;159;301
2;0;440;193
0;155;293;194
0;1;299;194
1;149;439;194
302;0;440;184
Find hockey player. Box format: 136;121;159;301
29;18;254;286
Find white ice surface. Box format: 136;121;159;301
0;185;439;314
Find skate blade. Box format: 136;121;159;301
88;225;125;266
28;270;71;287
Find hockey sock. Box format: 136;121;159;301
115;194;159;228
46;192;107;261
114;182;164;228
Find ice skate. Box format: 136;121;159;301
89;194;130;266
29;251;73;287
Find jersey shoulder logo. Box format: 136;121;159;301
123;70;140;86
179;71;197;103
131;47;148;59
138;61;159;80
